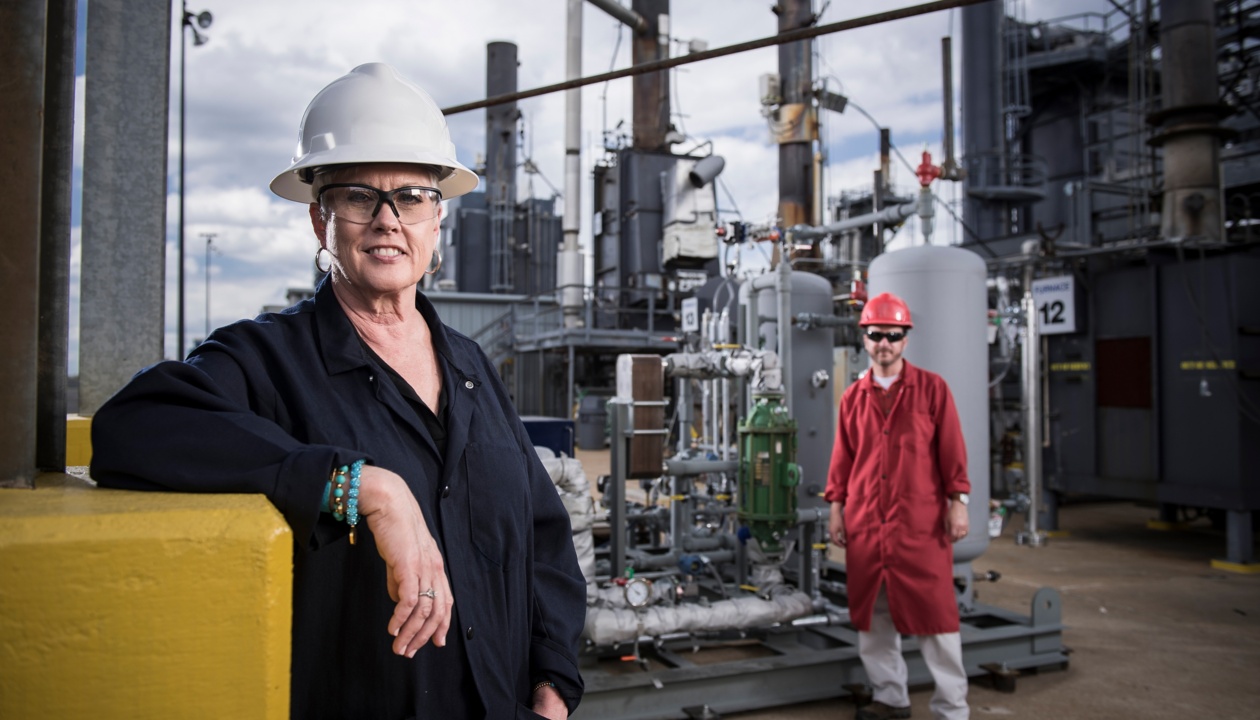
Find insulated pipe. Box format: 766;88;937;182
561;0;584;327
788;200;918;240
586;0;648;31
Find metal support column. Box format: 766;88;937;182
79;0;172;414
0;0;48;487
608;399;633;577
36;0;79;471
1225;511;1255;565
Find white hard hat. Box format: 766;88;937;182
270;63;479;203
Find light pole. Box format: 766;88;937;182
202;232;218;341
179;2;212;357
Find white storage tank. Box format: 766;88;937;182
868;246;990;565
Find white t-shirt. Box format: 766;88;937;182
873;373;899;390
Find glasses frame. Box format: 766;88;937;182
317;183;444;225
863;329;907;344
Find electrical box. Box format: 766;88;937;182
759;73;782;107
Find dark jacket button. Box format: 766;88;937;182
466;626;474;640
441;485;451;499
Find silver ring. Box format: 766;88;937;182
419;588;436;600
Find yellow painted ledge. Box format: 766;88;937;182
1211;558;1260;575
0;473;292;720
66;414;92;466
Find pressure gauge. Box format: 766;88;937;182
624;577;653;609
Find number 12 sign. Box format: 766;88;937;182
1031;275;1076;335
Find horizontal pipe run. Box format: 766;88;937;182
586;0;648;32
789;201;918;240
664;458;740;476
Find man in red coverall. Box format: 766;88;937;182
826;292;971;720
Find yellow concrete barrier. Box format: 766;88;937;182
66;414;93;466
0;473;292;719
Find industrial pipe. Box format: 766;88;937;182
585;0;648;32
939;36;964;181
793;313;857;330
1018;263;1045;547
788;199;918;240
663;458;739;476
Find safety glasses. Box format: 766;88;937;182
318;183;443;225
864;330;907;343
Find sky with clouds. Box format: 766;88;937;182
67;0;1115;372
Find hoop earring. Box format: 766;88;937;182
425;247;442;276
316;247;333;274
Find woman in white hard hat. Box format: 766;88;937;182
91;63;584;719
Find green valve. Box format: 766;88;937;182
737;392;800;555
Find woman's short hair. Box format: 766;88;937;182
312;163;443;194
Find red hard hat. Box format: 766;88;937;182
859;292;913;328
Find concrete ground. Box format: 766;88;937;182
573;449;1260;720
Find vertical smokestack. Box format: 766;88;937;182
632;0;670;151
561;0;583;327
776;0;814;230
961;0;1004;242
486;41;518;292
1152;0;1226;241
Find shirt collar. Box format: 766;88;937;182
863;359;919;389
313;276;468;379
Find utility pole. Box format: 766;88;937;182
202;232;217;341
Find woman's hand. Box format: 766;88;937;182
356;465;453;657
532;684;567;720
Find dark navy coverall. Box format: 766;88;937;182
91;278;586;719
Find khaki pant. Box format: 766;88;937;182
857;587;969;720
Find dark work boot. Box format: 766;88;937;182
856;701;912;720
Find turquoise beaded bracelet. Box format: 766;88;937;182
346;459;363;544
326;460;366;545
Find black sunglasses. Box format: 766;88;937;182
864;330;907;343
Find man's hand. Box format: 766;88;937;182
946;498;969;542
828;502;846;547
